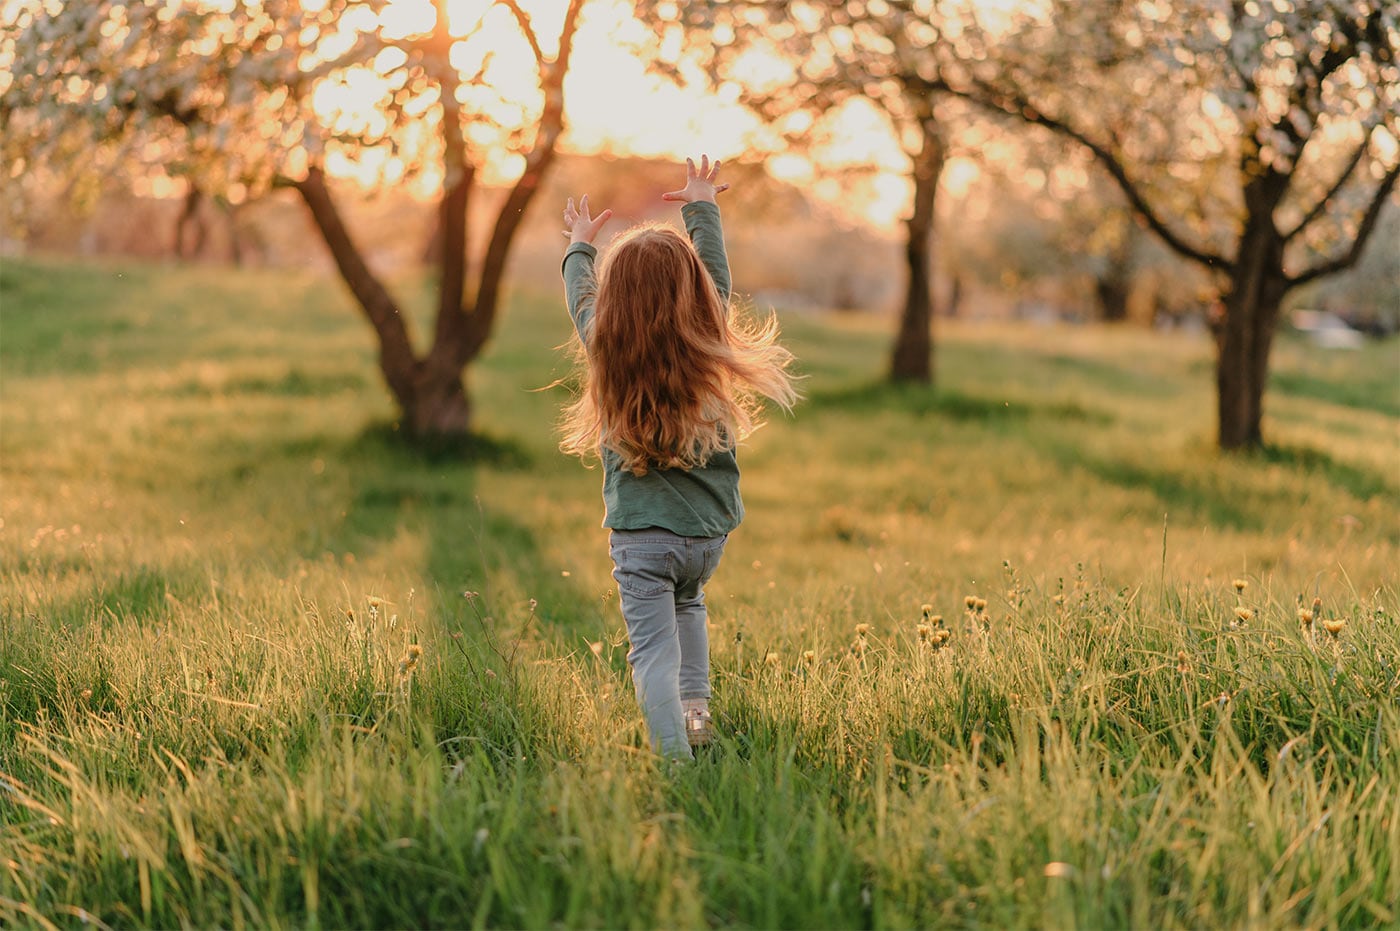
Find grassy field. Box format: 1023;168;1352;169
1;254;1397;929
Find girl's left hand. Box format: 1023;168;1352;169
662;155;730;204
563;195;612;245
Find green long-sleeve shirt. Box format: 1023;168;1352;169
561;201;742;537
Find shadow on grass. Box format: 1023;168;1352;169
1257;443;1396;503
1039;352;1182;398
804;381;1114;426
1064;453;1265;531
1042;439;1395;534
326;423;600;643
1272;370;1400;418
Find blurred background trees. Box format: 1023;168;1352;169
938;0;1399;448
638;0;970;385
3;0;1395;451
3;0;585;440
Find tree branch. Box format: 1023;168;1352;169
294;166;419;408
497;0;544;65
1281;136;1370;243
460;0;584;363
1288;161;1400;288
942;78;1234;273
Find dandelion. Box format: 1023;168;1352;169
855;622;871;637
935;629;950;645
397;643;423;677
802;650;816;665
1233;606;1254;624
920;603;934;618
1176;651;1190;674
1321;618;1346;639
974;598;987;613
964;595;978;610
1232;579;1248;593
917;623;934;643
1298;608;1314;628
929;614;944;628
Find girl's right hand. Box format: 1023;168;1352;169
662;155;730;205
563;195;613;245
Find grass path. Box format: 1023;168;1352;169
1;256;1397;928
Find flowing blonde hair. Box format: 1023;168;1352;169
560;223;798;475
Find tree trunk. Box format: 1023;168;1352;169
1095;223;1136;322
294;167;421;419
1216;216;1288;450
410;367;471;436
946;273;963;320
174;185;207;260
889;118;945;383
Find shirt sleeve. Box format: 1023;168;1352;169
561;241;598;342
681;201;731;304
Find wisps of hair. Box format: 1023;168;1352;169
560;223;798;475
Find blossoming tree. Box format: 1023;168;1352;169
639;0;968;384
2;0;586;440
941;0;1399;449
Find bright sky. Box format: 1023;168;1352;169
316;0;940;230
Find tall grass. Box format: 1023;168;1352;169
1;256;1396;928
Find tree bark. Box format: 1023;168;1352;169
1095;273;1130;323
1095;234;1133;322
174;185;207;260
294;167;421;418
1216;206;1287;450
889;118;945;383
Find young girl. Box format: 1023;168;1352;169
558;155;798;760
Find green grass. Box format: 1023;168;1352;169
1;254;1398;929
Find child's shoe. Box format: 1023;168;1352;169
682;698;712;748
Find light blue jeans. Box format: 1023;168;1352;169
609;528;728;759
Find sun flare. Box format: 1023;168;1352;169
303;0;908;226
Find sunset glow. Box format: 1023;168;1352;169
302;0;915;228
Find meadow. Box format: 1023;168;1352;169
1;254;1397;929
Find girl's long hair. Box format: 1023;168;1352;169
560;223;798;475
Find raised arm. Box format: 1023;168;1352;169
560;194;612;340
663;156;732;303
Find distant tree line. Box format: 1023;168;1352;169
3;0;1395;450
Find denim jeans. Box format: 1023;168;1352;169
609;528;728;759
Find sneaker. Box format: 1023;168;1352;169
682;699;712;747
